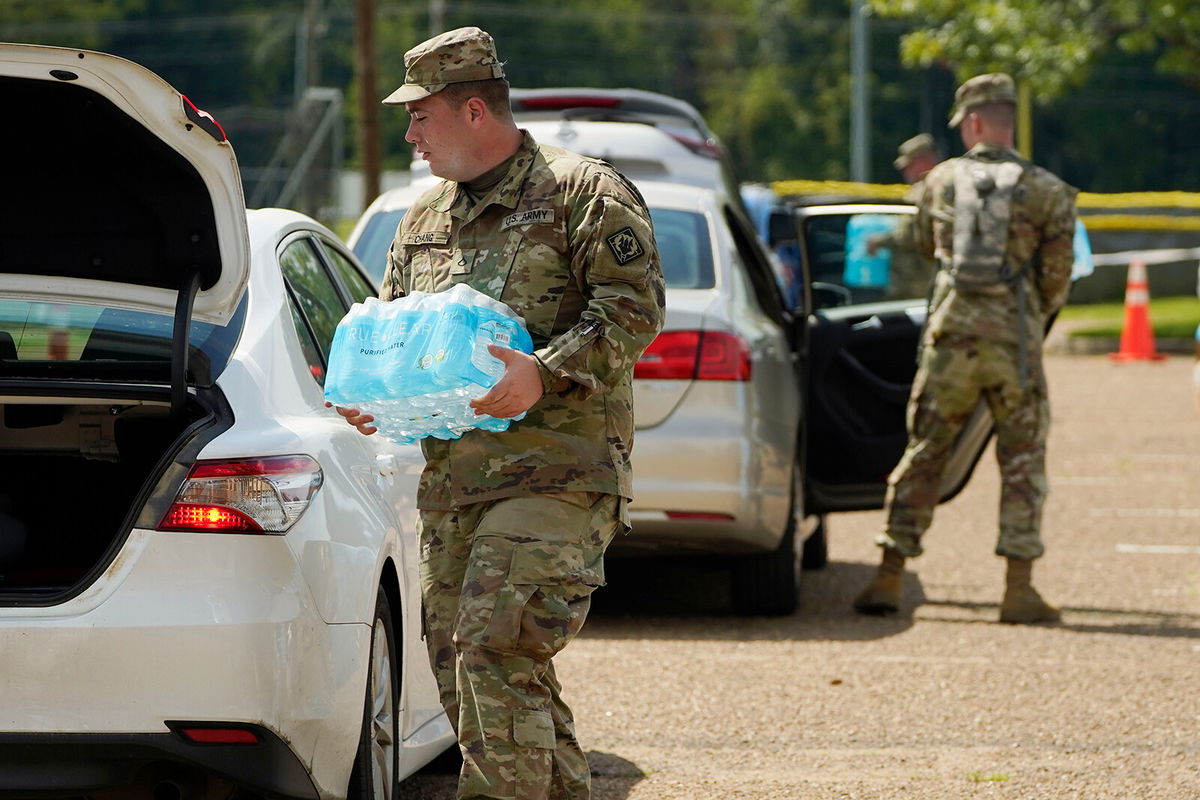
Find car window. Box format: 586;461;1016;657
318;236;376;303
0;298;244;382
286;299;328;386
352;208;407;287
802;211;928;307
723;207;789;326
648;208;714;289
279;238;346;364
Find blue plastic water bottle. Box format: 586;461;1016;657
843;214;896;288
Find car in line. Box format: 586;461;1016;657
0;43;452;799
509;86;743;203
620;180;806;614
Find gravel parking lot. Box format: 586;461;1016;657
403;353;1200;799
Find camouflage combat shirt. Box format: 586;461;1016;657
915;143;1077;346
380;132;666;510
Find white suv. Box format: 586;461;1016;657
510;86;744;203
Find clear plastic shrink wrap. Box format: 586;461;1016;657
324;283;534;444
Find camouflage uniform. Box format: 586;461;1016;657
878;139;1077;560
380;29;664;798
878;77;1075;566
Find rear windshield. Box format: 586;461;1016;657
650;208;714;289
351;206;713;291
352;209;407;287
0;299;245;384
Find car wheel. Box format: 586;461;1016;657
801;516;828;571
729;523;798;616
348;587;400;800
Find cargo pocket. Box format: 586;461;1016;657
513;709;555;750
484;540;605;661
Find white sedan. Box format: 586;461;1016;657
0;43;452;799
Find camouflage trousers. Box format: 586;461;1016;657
418;492;624;800
878;333;1049;560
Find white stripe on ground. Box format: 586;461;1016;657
1116;544;1200;555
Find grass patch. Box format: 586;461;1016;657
1061;295;1200;338
965;772;1010;783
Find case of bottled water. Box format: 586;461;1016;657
843;213;898;288
324;283;535;444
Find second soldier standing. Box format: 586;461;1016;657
853;73;1077;624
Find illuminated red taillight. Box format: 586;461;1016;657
158;455;323;534
635;331;751;381
177;727;260;745
159;504;261;532
635;331;700;379
696;331;752;380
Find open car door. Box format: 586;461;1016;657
791;203;994;515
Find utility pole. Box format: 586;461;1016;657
850;0;870;183
1017;79;1033;161
301;0;321;95
429;0;446;35
356;0;381;209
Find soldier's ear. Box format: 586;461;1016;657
465;96;488;127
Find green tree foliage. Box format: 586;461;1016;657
866;0;1200;190
870;0;1200;97
4;0;1200;198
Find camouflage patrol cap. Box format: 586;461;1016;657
382;27;505;105
893;133;935;170
948;73;1017;128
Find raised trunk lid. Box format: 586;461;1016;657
0;43;249;326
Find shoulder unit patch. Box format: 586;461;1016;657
605;226;645;265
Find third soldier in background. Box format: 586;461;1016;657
869;133;941;299
853;73;1078;623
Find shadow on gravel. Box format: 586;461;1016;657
584;556;926;641
921;598;1200;638
399;749;645;799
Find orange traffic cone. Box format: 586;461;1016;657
1108;260;1167;362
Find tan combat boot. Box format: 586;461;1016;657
999;557;1061;624
853;548;906;615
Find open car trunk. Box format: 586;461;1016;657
0;44;250;604
0;393;224;603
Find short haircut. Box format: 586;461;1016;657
439;78;512;120
973;101;1015;129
